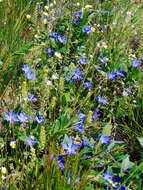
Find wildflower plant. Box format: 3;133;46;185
1;0;143;189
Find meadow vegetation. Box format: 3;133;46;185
1;0;143;189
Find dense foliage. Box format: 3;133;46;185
1;0;143;189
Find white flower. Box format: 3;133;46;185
1;167;7;174
10;141;16;149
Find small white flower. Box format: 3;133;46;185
55;52;62;59
26;14;31;19
10;141;16;149
52;74;58;80
46;80;52;86
1;167;7;174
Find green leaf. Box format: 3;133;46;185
102;123;112;136
137;137;143;147
121;155;134;172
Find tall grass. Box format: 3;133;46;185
1;0;143;189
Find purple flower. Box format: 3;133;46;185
91;109;101;121
84;82;93;88
108;73;117;80
17;113;30;123
103;173;113;183
72;68;84;81
49;32;59;38
132;58;140;67
74;11;82;19
46;48;55;56
96;96;108;104
116;69;126;77
57;35;67;43
82;26;92;34
24;135;38;147
26;72;36;80
57;157;65;170
22;65;31;73
27;94;37;102
35;114;44;125
72;121;85;133
4;111;18;124
22;65;36;80
62;138;79;155
99;135;111;145
78;112;86;122
81;137;95;149
99;56;108;63
80;57;88;65
72;19;80;25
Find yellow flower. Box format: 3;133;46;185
26;14;31;19
91;27;96;32
43;19;48;25
85;5;92;9
55;52;62;59
44;6;49;10
10;141;16;149
1;167;7;175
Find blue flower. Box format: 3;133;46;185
115;69;126;77
72;19;80;25
49;32;59;38
72;121;85;133
27;94;37;102
35;114;44;125
99;56;108;63
81;137;96;149
74;11;82;19
80;57;88;65
99;135;111;145
57;35;67;43
84;82;93;88
96;96;108;104
46;48;55;56
77;111;86;122
4;111;18;124
57;156;65;170
62;138;79;155
26;72;36;80
17;113;30;123
22;65;36;80
103;173;113;183
132;58;140;67
22;65;31;73
82;26;93;34
91;109;101;121
72;68;84;81
108;73;117;80
24;135;38;147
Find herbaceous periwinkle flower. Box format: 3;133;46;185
46;48;55;56
99;135;111;145
57;156;65;170
132;58;140;67
115;69;126;77
108;73;118;80
4;110;18;124
91;109;101;121
35;114;44;125
27;94;37;102
72;68;84;81
84;82;93;88
81;137;96;149
22;65;36;80
96;96;108;104
82;26;95;34
57;35;67;44
62;138;79;155
17;113;30;123
24;135;38;148
80;57;88;65
72;121;85;133
74;11;82;19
